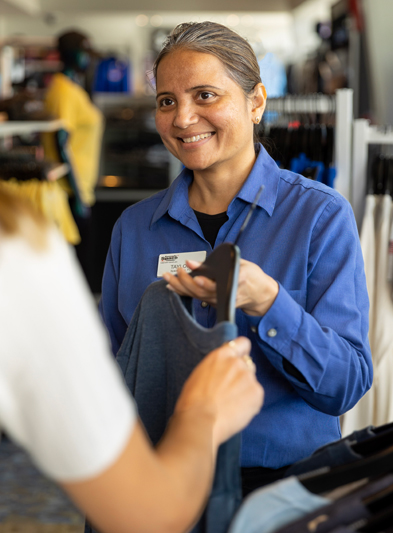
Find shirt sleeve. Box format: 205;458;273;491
245;196;373;416
100;218;129;355
0;228;136;482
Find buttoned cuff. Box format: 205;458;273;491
252;283;302;354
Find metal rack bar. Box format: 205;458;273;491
0;120;65;137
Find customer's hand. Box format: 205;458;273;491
163;258;279;317
174;337;264;447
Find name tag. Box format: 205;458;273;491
157;251;207;277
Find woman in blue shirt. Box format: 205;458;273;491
100;21;372;496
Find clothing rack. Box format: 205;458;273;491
352;120;393;228
265;89;353;202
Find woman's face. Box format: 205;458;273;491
155;49;259;175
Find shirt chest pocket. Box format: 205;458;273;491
286;289;307;309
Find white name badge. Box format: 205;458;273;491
157;251;207;277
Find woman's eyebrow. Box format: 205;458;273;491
156;85;222;100
188;85;222;91
156;91;173;100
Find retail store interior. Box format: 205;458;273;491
1;0;393;531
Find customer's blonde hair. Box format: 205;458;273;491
0;182;47;248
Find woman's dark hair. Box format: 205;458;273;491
153;21;262;98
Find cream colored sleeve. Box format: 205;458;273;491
0;228;136;481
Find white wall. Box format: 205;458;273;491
362;0;393;125
291;0;337;63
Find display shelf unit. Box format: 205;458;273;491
0;119;64;137
95;188;162;202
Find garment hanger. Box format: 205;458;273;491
298;443;393;495
189;185;264;324
189;243;240;324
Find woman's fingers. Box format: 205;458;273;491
163;267;217;304
185;260;202;270
176;336;263;446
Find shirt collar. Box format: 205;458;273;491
150;143;280;227
232;144;280;217
150;168;193;228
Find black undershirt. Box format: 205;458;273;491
193;210;229;248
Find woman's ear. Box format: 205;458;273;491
252;83;267;124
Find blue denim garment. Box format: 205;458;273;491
100;143;372;468
228;477;329;533
107;280;240;533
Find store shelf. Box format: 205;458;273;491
0;119;65;137
95;188;161;202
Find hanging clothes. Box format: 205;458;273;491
341;194;378;436
0;178;80;244
94;57;131;93
342;193;393;434
272;474;393;533
371;193;393;426
229;476;329;533
42;73;104;207
86;279;242;533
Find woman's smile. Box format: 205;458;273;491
179;132;214;144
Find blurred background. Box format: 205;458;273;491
0;0;390;295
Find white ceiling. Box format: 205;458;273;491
1;0;310;15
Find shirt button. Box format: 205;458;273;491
201;301;208;308
267;328;277;338
251;326;257;333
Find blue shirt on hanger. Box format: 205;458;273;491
100;143;372;469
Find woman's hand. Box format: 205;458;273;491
163;258;279;317
174;336;264;446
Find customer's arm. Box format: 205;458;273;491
62;337;262;533
1;226;263;533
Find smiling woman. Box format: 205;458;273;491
154;49;264;209
100;21;373;497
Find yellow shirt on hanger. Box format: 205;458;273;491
43;73;104;207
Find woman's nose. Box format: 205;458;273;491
173;102;198;129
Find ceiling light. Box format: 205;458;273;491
150;15;163;27
227;14;240;27
136;14;148;27
241;15;254;27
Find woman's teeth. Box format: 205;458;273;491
182;133;212;144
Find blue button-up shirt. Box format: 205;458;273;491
100;144;372;468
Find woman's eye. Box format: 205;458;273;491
159;98;174;108
199;92;214;101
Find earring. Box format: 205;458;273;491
255;117;260;124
